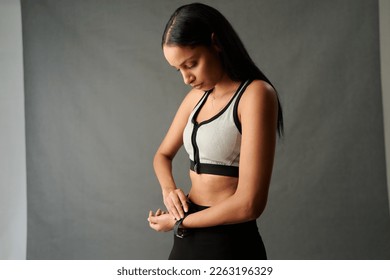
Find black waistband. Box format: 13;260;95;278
190;160;239;177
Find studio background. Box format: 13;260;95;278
2;0;389;259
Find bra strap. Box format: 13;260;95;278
233;79;253;133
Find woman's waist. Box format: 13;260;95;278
188;175;238;206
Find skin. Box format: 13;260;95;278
148;42;278;232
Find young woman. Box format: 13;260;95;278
148;3;283;260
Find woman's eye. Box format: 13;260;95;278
186;63;196;69
174;62;196;72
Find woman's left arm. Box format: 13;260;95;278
148;80;278;229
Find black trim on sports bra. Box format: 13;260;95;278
190;160;239;177
233;79;253;133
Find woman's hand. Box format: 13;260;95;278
148;209;176;232
163;188;189;220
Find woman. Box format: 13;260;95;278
148;3;283;260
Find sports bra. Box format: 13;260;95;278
183;80;253;177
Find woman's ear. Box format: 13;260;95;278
211;33;222;52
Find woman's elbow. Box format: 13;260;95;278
154;151;169;165
240;200;267;221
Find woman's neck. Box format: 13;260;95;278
212;75;241;98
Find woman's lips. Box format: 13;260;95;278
192;83;202;89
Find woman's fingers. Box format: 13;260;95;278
155;209;168;216
171;194;185;219
148;215;157;224
177;190;189;213
165;189;188;220
164;194;180;220
148;210;154;226
148;213;172;232
148;209;168;228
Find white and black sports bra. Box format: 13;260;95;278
183;80;252;177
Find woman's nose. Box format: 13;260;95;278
182;71;194;85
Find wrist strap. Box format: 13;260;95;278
174;215;189;238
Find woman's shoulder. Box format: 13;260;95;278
247;79;276;94
180;88;208;111
240;79;277;106
237;79;279;132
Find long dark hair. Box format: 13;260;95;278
162;3;283;136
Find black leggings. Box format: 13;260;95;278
168;200;267;260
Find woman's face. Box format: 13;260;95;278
163;44;224;91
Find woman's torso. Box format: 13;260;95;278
183;80;252;206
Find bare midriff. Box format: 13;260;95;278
187;170;238;206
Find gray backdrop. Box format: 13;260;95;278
22;0;390;259
0;0;27;259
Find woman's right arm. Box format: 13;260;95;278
153;89;201;220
